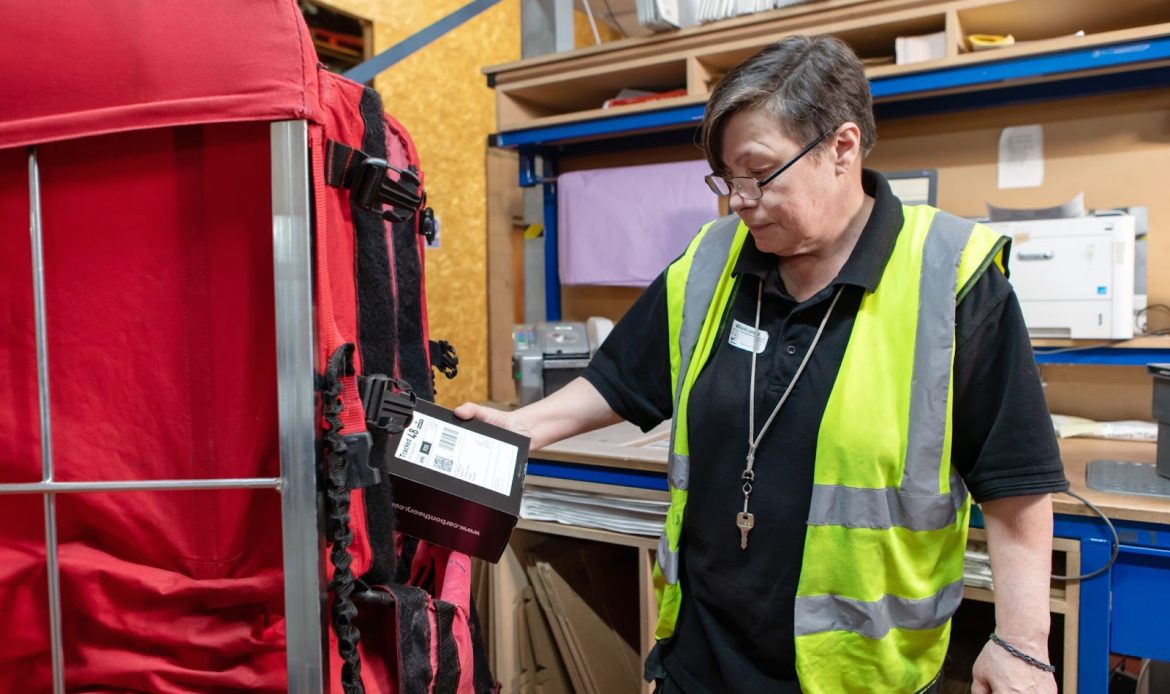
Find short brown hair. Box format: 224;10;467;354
700;35;876;175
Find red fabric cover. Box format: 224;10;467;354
0;0;319;151
0;147;53;692
0;123;286;692
420;545;476;694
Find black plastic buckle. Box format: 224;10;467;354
342;431;382;489
351;158;424;225
420;207;438;244
352;157;389;212
430;339;458;380
358;374;417;434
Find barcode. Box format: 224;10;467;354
439;428;458;451
433;456;454;472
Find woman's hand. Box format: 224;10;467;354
971;637;1057;693
452;402;532;439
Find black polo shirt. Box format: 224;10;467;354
582;169;1069;693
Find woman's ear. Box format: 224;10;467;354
832;122;863;175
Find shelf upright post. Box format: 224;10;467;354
542;155;561;321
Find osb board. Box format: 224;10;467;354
866;88;1170;331
328;0;521;407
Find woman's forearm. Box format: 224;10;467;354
982;493;1055;652
456;377;623;451
511;377;623;449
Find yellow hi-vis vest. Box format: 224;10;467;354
656;206;1008;693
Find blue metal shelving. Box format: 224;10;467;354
527;459;669;491
1034;347;1170;366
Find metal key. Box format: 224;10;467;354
736;511;755;550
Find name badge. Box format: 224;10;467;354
729;320;769;354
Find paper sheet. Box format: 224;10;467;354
395;411;518;495
998;124;1044;189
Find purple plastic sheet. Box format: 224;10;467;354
558;160;719;286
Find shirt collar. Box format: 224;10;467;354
732;169;905;292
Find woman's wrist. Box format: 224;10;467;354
988;633;1055;673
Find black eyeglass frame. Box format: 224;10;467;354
705;124;839;199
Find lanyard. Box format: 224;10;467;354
736;279;843;549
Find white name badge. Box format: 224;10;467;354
729;319;769;354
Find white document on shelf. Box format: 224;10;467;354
520;487;669;536
998;124;1044;189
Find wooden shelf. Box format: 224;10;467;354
515;518;659;549
485;0;1170;135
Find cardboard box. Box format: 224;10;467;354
385;400;529;562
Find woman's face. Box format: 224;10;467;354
719;109;841;257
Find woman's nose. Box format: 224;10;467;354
729;191;755;213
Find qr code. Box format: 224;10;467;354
433;456;454;472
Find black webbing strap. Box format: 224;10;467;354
388;585;435;694
394;536;421;585
349;86;399;588
468;600;496;693
433;600;461;694
390;201;433;402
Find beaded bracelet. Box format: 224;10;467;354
989;633;1057;674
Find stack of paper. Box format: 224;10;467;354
894;31;947;65
963;541;994;591
638;0;681;31
1051;414;1157;442
521;487;669;536
697;0;818;24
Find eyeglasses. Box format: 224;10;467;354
704;125;837;199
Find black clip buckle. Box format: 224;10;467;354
342;431;381;489
430;339;458;380
358;374;417;434
420;207;438;244
351;158;424;225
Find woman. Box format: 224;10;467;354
458;35;1066;693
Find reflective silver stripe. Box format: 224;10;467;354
665;423;687;490
668;214;741;491
657;532;679;584
794;579;964;639
807;474;968;531
902;211;975;494
669;452;690;490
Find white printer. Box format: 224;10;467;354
986;214;1136;340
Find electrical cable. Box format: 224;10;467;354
1137;657;1152;693
1050;488;1119;581
579;0;603;45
